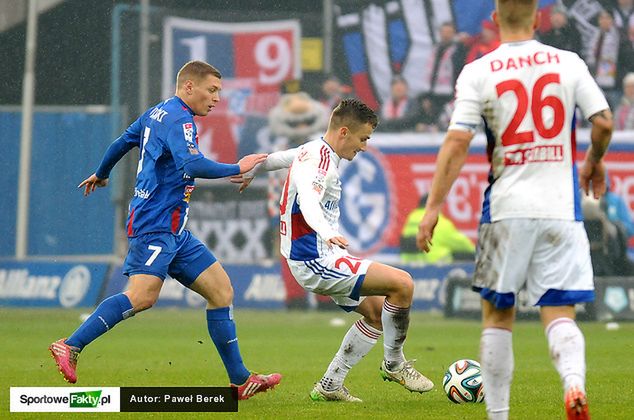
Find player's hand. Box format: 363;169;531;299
229;174;254;193
238;153;268;174
78;173;108;196
327;236;349;249
579;158;606;199
417;208;440;253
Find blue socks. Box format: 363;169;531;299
206;306;250;385
65;297;250;385
66;293;134;351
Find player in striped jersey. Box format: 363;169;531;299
234;99;433;402
417;1;613;419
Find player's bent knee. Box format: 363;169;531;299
202;286;234;307
124;288;160;313
396;270;414;299
130;295;158;312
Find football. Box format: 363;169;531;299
443;359;485;403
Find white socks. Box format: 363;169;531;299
480;328;513;420
545;317;586;394
320;319;382;391
479;318;586;419
382;299;409;369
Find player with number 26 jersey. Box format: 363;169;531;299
418;4;613;417
450;40;608;222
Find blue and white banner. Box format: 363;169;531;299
409;263;474;311
103;264;286;309
0;262;108;308
102;262;474;311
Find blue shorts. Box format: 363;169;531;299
123;230;217;286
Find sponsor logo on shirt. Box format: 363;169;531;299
134;188;151;199
183;122;199;154
312;181;324;194
187;143;199;155
504;145;563;166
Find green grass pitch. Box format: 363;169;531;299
2;308;633;419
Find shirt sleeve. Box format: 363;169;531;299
165;117;205;169
244;147;298;179
262;148;298;171
448;63;483;133
183;158;239;179
293;155;339;241
573;55;611;119
94;115;144;179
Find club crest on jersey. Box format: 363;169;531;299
183;185;195;203
183;122;194;142
297;149;309;162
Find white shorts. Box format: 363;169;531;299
473;219;594;309
286;252;372;311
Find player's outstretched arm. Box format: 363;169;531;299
78;173;108;197
579;109;613;198
417;129;473;252
230;148;299;192
183;154;266;180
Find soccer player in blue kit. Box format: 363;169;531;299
49;60;282;400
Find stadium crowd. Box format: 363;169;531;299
316;2;634;133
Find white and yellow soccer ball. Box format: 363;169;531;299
443;359;485;403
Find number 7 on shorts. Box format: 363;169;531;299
145;245;162;266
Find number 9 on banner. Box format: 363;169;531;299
255;35;291;85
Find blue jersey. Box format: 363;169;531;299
120;96;203;237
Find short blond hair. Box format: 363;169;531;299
176;60;222;87
496;0;537;29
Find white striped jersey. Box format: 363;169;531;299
279;138;343;261
449;40;609;222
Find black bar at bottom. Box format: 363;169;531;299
120;387;238;412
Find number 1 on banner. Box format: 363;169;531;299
180;36;207;61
